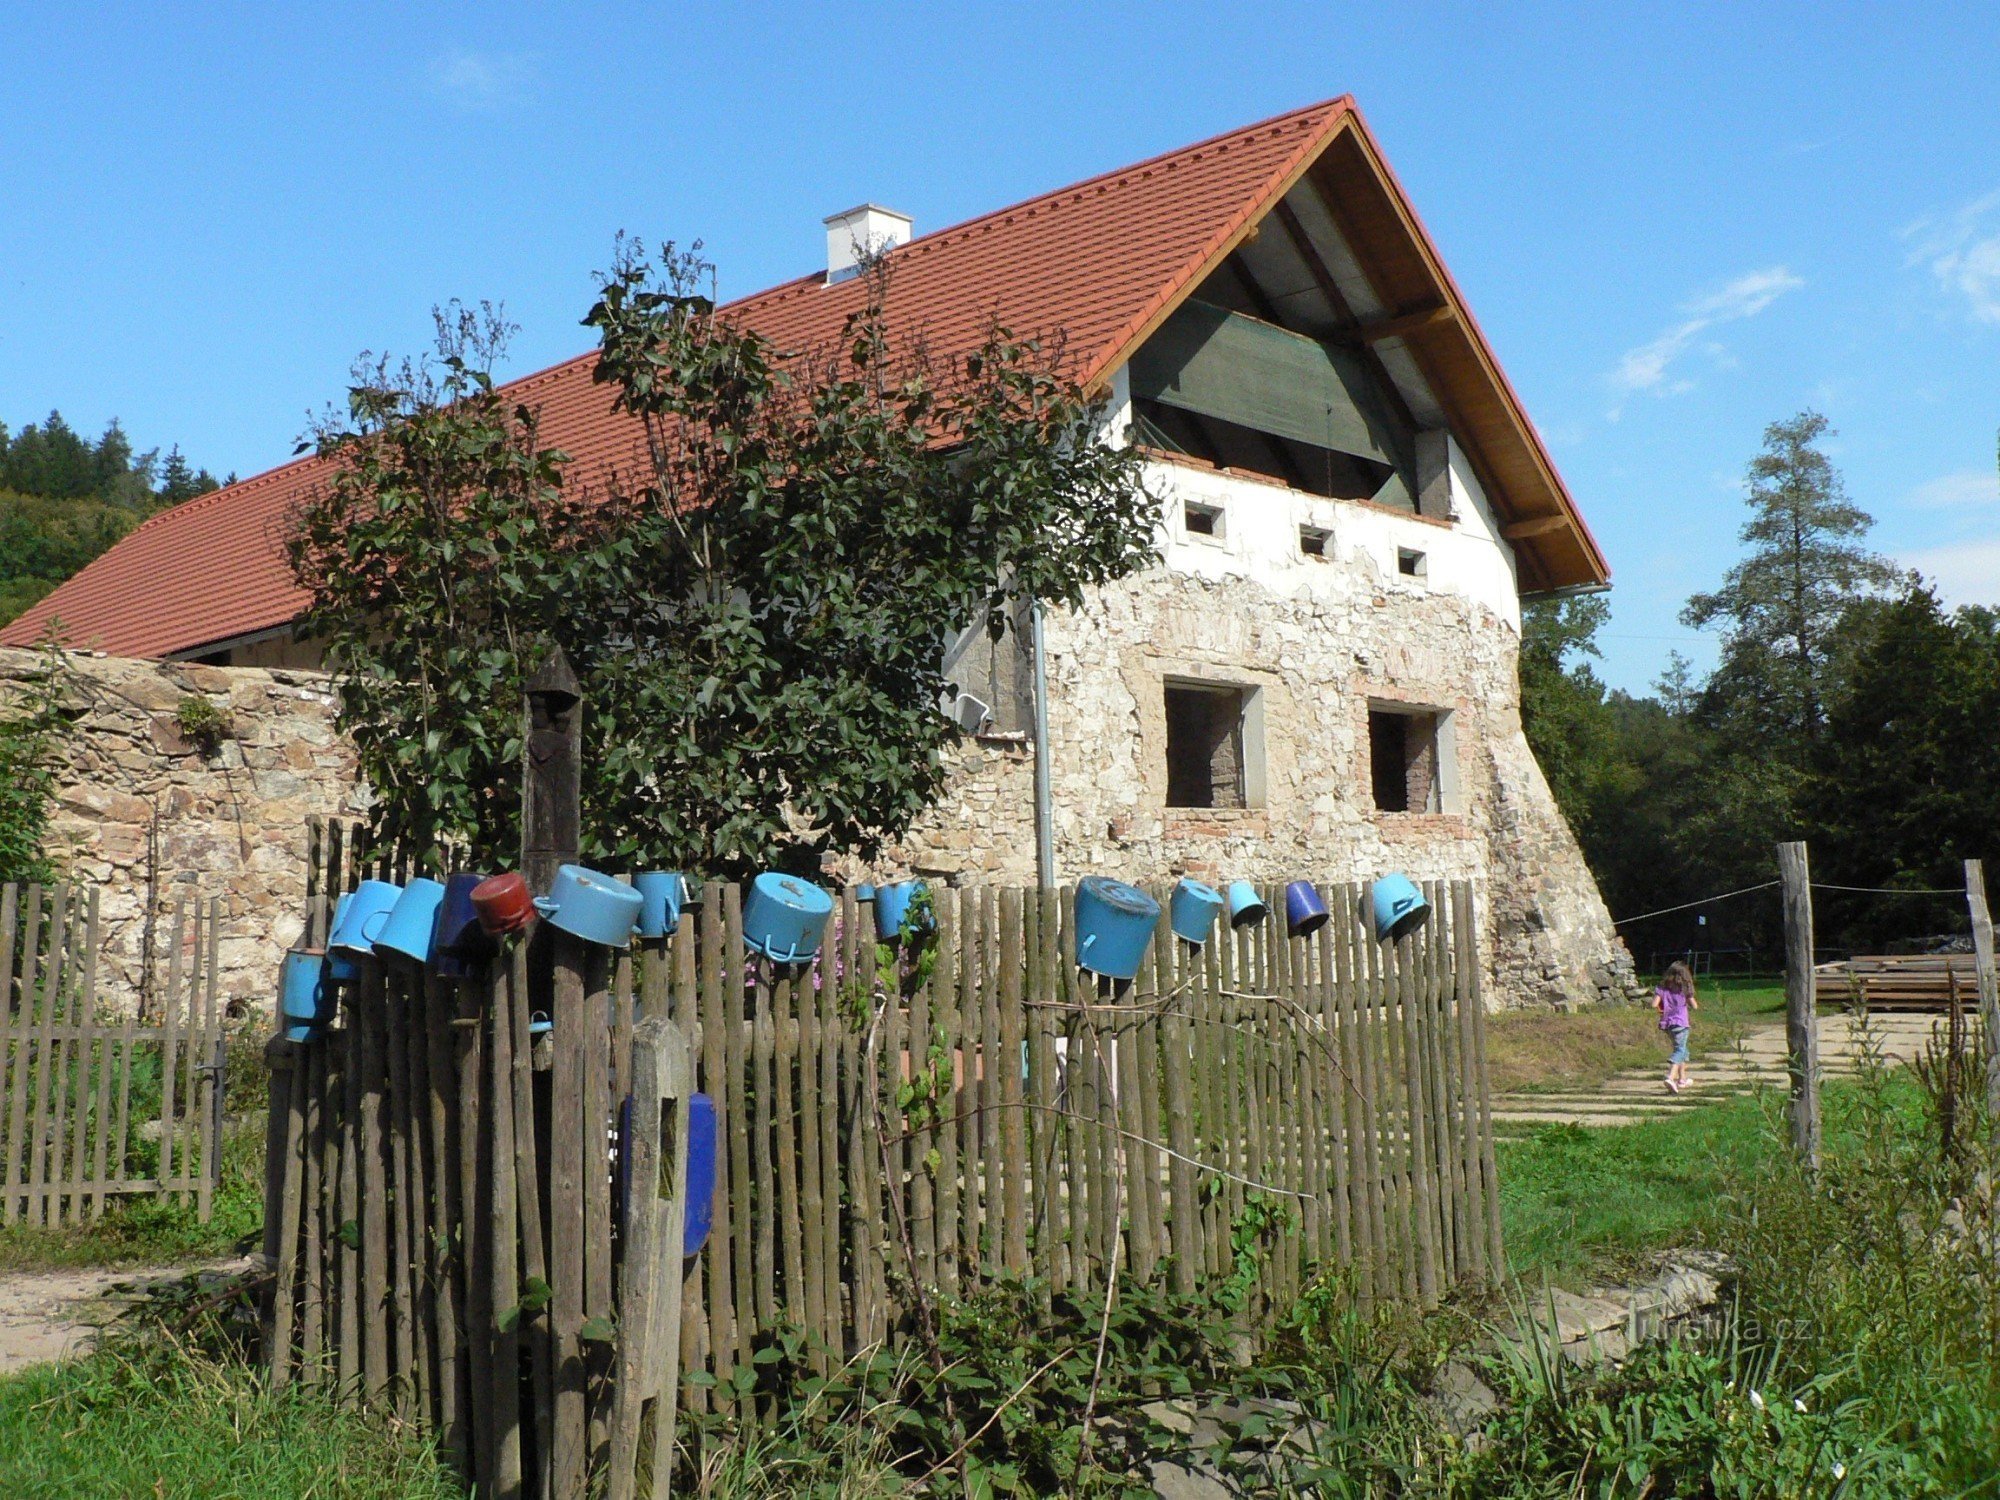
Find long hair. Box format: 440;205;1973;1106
1661;960;1695;998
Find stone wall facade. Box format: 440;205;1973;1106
0;647;365;1015
883;544;1636;1009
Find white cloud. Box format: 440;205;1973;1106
426;49;539;112
1902;190;2000;325
1906;470;1999;510
1609;267;1804;406
1900;536;2000;607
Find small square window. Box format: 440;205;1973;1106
1184;501;1223;539
1166;682;1256;808
1397;548;1426;579
1299;525;1331;558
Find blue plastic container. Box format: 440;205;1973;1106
529;1011;553;1037
1371;874;1431;943
633;872;689;940
684;1092;718;1257
375;877;446;964
284;1021;321;1044
1285;880;1330;938
873;881;928;941
742;873;835;964
431;873;492;979
1169;877;1224;945
1072;876;1162;981
329;879;401;957
535;865;643;949
326;894;359;981
280;949;332;1026
1227;880;1268;929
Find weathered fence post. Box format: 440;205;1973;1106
1777;841;1820;1171
525;647;586;1500
1965;859;2000;1120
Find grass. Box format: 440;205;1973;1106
0;1121;263;1273
0;1340;464;1499
1483;974;1786;1095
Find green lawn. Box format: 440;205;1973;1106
0;1345;465;1499
1483;974;1785;1096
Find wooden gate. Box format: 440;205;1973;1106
0;882;227;1227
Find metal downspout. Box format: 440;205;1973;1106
1031;600;1056;889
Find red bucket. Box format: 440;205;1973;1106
470;872;536;936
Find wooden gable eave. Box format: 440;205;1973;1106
1091;110;1609;596
1304;123;1609;592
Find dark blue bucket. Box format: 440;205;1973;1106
873;881;930;941
684;1092;718;1257
1285;880;1330;937
1073;876;1161;981
433;872;492;979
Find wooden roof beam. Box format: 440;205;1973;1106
1338;303;1454;345
1502;513;1572;541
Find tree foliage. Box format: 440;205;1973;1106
0;412;224;626
1682;410;1896;758
1518;412;1995;964
289;249;1157;873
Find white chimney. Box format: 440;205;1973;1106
823;203;913;284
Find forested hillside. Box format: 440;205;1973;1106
0;412;228;626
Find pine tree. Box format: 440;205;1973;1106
1682;410;1897;760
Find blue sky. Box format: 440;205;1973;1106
5;3;1997;693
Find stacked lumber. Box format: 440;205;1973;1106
1813;954;1979;1012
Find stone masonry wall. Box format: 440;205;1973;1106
884;563;1637;1008
0;647;365;1015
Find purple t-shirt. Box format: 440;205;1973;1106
1656;987;1691;1029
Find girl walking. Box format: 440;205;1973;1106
1656;961;1698;1093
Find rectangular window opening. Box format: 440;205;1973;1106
1397;547;1427;579
1299;525;1331;558
1166;681;1257;809
1368;706;1449;815
1183;500;1223;539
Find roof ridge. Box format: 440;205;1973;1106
716;96;1355;315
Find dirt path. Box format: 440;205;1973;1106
1491;1010;1969;1132
0;1258;250;1375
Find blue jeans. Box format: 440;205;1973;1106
1667;1026;1690;1065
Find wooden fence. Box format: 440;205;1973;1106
265;846;1500;1499
0;882;228;1227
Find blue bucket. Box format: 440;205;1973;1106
873;881;928;941
743;873;835;964
1226;880;1268;929
326;894;359;981
633;872;689;940
1372;874;1431;943
433;872;492;967
1285;880;1330;937
329;880;401;957
375;877;446;964
535;865;643;949
1073;876;1161;980
280;949;332;1026
284;1021;321;1044
684;1092;718;1257
1169;877;1224;945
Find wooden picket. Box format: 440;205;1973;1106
269;821;1501;1499
0;882;225;1227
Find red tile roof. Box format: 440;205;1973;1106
5;97;1602;658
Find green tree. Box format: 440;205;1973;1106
1806;586;2000;945
1518;593;1617;823
1682;410;1897;759
289;250;1157;872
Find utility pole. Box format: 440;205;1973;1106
1778;841;1820;1172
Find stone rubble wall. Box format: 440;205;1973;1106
0;647;365;1016
884;564;1638;1008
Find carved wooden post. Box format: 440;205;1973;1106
525;647;588;1500
1778;841;1819;1173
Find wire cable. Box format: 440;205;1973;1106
1612;881;1780;926
1810;882;1965;896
